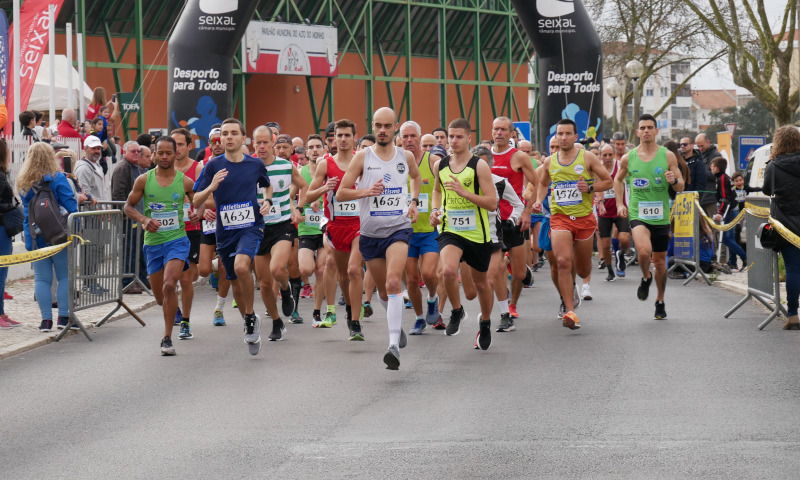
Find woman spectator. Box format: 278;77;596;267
762;125;800;330
0;139;20;329
16;143;78;332
86;87;115;121
55;149;96;206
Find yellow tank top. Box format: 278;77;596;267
439;156;490;243
410;151;435;233
549;149;593;217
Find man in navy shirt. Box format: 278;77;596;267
193;118;273;355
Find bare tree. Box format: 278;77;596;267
588;0;725;139
682;0;798;127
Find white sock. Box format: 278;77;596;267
379;296;389;312
387;293;403;347
416;314;424;321
498;299;509;315
428;292;438;302
216;295;226;311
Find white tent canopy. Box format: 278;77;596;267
27;54;92;111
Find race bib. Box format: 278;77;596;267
333;200;359;217
553;181;581;206
182;202;191;222
219;202;255;230
202;218;216;234
447;208;476;231
603;187;615;199
638;201;664;221
735;189;746;202
370;190;405;217
263;203;281;224
152;210;179;232
305;208;324;229
408;193;429;213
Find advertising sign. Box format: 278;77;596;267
716;131;734;176
673;192;696;260
738;135;766;171
0;11;9;100
118;92;142;113
243;21;339;77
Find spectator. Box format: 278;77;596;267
663;140;690;200
762;125;800;330
138;145;154;170
55;149;93;205
695;133;723;218
74;135;109;202
57;108;84;147
732;171;761;252
711;156;746;271
33;111;51;142
19;110;41;142
16;143;79;331
86;87;115;121
0;139;20;329
136;133;152;149
680;136;704;194
112;141;147;293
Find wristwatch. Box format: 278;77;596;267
411;197;419;205
296;207;304;214
588;185;594;194
672;177;679;185
264;198;274;206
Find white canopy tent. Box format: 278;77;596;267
26;54;92;112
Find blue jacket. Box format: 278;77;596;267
21;172;79;251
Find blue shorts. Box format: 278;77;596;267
360;228;413;262
217;226;263;280
530;214;544;225
408;231;439;259
538;217;552;252
143;236;191;275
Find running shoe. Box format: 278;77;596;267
615;249;627;277
0;314;20;329
562;311;580;330
280;287;295;317
244;314;261;355
654;300;667;320
362;302;374;318
209;272;219;290
174;307;182;325
496;312;515;332
573;283;582;309
39;319;53;332
605;270;616;282
300;284;313;298
410;318;426;335
432;315;446;330
269;318;286;341
598;258;606;270
56;315;70;330
178;321;193;339
509;304;519;318
289;311;303;324
637;276;652;301
477;319;492;350
232;299;238;309
161;336;175;356
425;297;440;325
312;311;323;327
581;284;593;300
213;309;226;326
557;300;566;319
383;345;400;370
349;320;364;341
323;311;337;327
404;299;413;309
446;308;466;336
399;328;407;348
338;295;346;306
474;332;480;349
3;291;12;300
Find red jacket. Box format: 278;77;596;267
58;121;84;148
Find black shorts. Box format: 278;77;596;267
437;232;493;273
256;220;298;256
500;222;526;250
630;220;670;253
298;234;324;251
200;232;216;246
186;230;201;264
597;216;631;238
360;228;413;262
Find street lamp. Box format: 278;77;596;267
606;80;622;134
624;59;645;141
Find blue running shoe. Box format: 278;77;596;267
409;318;426;335
178;321;193;339
425;297;440;325
209;272;219;289
213;309;225;326
404;300;413;309
174;307;182;325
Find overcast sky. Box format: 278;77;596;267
693;0;792;91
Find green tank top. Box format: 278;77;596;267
439;156;490;243
143;168;187;246
298;164;324;236
549;149;593;217
409;151;435;233
627;146;670;225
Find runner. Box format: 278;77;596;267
306;119;366;340
398;120;441;335
430;118;497;350
489;117;538;320
615;114;684;319
192;118;273;355
253;128;308;341
170;128;203;339
337;107;421;369
532;119;612;330
298;134;330;326
595;143;631;282
123;136;200;356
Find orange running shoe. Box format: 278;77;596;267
562;311;580;330
508;304;519;318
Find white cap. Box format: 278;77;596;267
84;135;102;149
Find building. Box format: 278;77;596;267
691;89;737;130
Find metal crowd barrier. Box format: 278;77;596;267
668;192;712;286
81;200;151;295
724;196;787;329
55;210;145;341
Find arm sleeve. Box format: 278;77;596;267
502;179;524;224
74;162;91;192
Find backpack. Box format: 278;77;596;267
29;180;69;245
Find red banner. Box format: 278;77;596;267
6;0;66;124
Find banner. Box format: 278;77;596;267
118;92;142;113
0;11;9;100
6;0;66;123
673;192;696;260
243;21;338;77
716;131;734;176
168;0;258;152
510;0;603;149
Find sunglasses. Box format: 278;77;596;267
210;138;221;145
680;143;690;147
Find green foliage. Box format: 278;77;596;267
703;99;786;143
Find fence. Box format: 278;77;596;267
668;191;712;286
55;209;145;341
723;196;787;329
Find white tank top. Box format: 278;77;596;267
357;146;411;237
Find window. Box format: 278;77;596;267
646;88;654;96
671;61;690;75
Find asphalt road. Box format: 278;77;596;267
2;267;799;479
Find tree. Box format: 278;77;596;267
588;0;726;140
738;98;781;137
682;0;799;127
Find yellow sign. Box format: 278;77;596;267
717;131;734;176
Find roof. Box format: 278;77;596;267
691;89;737;110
